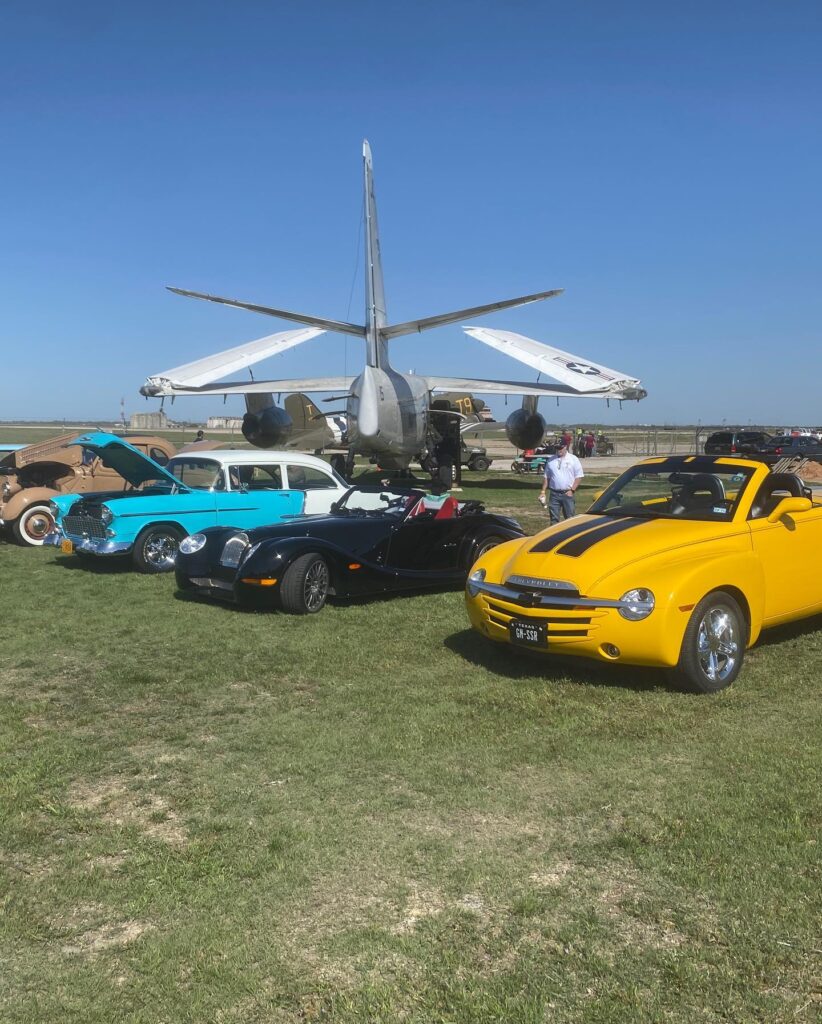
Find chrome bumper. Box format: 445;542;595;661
45;528;133;556
468;578;627;611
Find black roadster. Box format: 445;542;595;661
175;484;523;614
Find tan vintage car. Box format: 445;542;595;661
0;433;178;546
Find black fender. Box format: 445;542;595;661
242;536;371;595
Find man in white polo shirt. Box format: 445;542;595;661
538;440;584;525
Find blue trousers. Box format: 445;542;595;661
548;490;575;525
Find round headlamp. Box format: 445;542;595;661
99;504;113;525
220;532;250;568
179;533;207;555
467;566;486;598
618;588;655;620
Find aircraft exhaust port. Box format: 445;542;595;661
599;643;621;660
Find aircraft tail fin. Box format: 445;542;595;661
363;140;388;366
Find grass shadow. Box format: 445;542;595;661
444;628;681;692
49;553;134;574
748;611;822;650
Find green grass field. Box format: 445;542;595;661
1;470;820;1023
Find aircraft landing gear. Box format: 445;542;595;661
343;451;356;482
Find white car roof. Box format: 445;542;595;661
168;449;335;469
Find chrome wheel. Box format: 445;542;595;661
696;604;740;684
677;591;746;693
135;528;183;573
303;558;329;612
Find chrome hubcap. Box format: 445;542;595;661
697;605;739;682
144;533;179;569
303;560;329;611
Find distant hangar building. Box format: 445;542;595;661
207;416;243;430
129;410;174;430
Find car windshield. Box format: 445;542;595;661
589;463;756;521
335;485;421;516
166;457;225;490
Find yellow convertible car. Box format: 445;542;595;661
465;456;822;692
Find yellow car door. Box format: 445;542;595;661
748;504;822;623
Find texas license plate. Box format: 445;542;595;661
509;620;546;647
61;539;74;555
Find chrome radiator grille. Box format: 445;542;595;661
63;515;107;540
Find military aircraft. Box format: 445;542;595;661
141;141;646;476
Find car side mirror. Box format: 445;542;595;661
767;496;812;523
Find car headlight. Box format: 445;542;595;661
100;504;113;525
467;566;486;598
179;533;207;555
220;532;250;568
618;588;655;620
48;500;60;518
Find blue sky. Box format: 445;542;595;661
1;1;820;427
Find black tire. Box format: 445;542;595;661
469;456;491;472
13;504;55;546
675;591;746;694
132;525;184;574
279;553;330;614
466;534;505;570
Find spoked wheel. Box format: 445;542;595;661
676;591;746;693
13;504;55;546
280;553;330;614
133;526;184;573
467;534;505;570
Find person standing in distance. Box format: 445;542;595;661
538;440;584;525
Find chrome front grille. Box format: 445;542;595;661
484;596;595;637
63;515;107;540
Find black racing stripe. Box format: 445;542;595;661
529;518;602;553
555;516;647;557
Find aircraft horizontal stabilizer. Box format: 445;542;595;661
463;327;646;400
146;376;355;398
141;328;325;395
167;287;367;338
380;289;564;341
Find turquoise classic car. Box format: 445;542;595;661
46;433;345;572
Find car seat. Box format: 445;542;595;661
748;473;806;519
670;474;726;515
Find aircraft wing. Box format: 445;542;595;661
463;327;646;399
424;376;604;398
144;376;356;397
141;328;326;395
380;289;563;341
167;287;366;338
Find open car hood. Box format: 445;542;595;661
68;432;188;490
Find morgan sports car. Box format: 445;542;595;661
175;484;524;613
465;456;822;693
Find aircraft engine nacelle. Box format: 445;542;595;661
505;408;546;450
241;406;293;448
